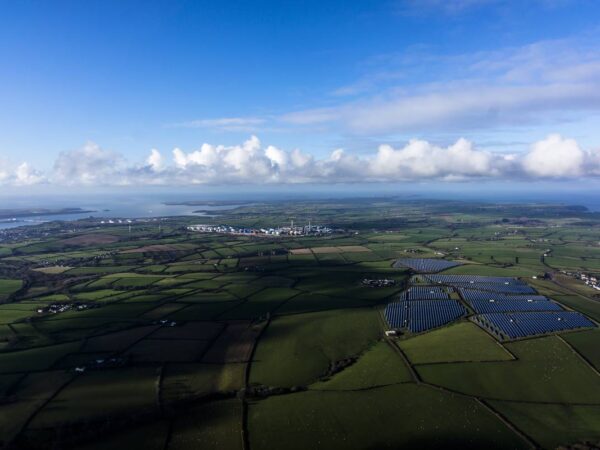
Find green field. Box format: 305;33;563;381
168;400;243;450
417;336;600;403
399;322;514;364
250;308;382;387
0;279;22;300
311;340;413;390
491;401;600;449
561;329;600;371
249;384;528;450
28;367;159;428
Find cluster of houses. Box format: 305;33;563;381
560;270;600;291
156;319;178;327
98;217;168;225
74;356;127;373
563;271;600;291
187;223;332;236
362;278;396;288
99;219;133;225
37;302;99;315
581;273;600;290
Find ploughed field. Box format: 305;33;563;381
1;199;600;449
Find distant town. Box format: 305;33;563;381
187;222;333;236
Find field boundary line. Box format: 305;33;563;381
241;399;249;450
417;381;539;449
488;397;600;406
412;357;517;366
419;378;600;406
241;315;272;450
161;419;175;450
477;398;539;450
377;309;421;383
271;291;304;316
196;323;228;362
556;334;600;378
307;381;414;393
12;372;77;447
156;364;166;414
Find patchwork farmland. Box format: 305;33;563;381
1;199;600;449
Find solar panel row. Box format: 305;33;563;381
404;286;450;300
393;258;460;273
474;312;595;339
468;299;562;313
385;300;465;333
426;275;527;285
460;289;549;302
460;289;561;313
425;275;536;294
452;283;537;294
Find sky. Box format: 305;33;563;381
1;0;600;192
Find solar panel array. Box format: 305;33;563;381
474;312;595;339
389;272;595;339
385;300;465;333
393;258;460;273
460;289;561;313
425;275;537;294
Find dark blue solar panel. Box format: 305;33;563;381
425;275;536;294
384;302;409;328
385;299;465;332
394;258;460;273
474;311;596;339
469;299;562;313
452;283;536;294
460;289;548;303
460;289;562;313
406;286;450;300
427;275;527;285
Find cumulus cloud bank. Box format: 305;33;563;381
0;134;598;187
53;142;125;185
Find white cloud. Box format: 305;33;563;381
283;33;600;135
147;149;163;172
396;0;502;15
368;138;504;180
395;0;572;16
148;134;600;184
173;117;266;132
522;134;584;177
284;80;600;135
0;159;9;183
52;141;125;185
169;136;315;183
0;158;44;186
14;163;44;186
3;134;600;187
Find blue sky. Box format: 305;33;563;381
1;0;600;190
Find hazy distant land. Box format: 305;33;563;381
0;207;95;220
